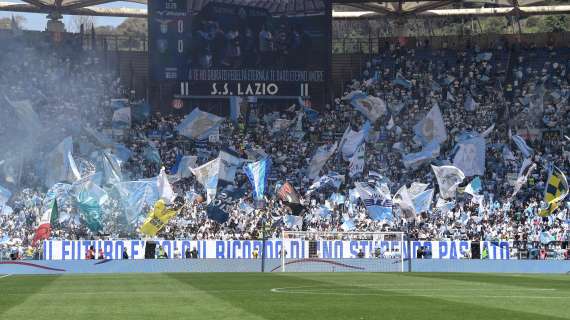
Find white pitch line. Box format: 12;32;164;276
0;274;11;279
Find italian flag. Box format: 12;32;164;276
32;199;58;245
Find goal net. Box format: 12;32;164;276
279;231;405;272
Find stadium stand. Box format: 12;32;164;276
0;27;569;262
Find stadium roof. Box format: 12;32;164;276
0;0;568;19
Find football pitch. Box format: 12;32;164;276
1;272;570;320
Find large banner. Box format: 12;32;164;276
42;240;511;261
148;0;331;105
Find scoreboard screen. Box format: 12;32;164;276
148;0;331;106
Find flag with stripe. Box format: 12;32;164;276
539;165;568;217
33;199;58;245
244;157;271;201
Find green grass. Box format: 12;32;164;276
2;272;570;319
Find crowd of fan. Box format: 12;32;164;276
1;31;570;260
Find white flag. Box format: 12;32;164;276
157;167;175;204
340;122;370;161
191;158;221;203
431;165;465;199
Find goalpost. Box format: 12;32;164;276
280;231;405;272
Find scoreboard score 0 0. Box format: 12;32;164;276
149;0;331;105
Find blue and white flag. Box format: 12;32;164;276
414;104;447;146
341;217;356;231
412;188;434;214
435;197;455;215
307;173;344;195
284;215;303;229
176;108;224;140
243;157;271;201
512;135;533;158
348;143;365;178
510;158;536;199
173;155;198;179
191;158;221;204
355;182;393;221
452;136;486;177
315;205;332;218
45;137;81;187
0;184;11;206
350;92;387;122
112;107;131;129
329;193;346;205
464;177;482;196
340;122;371;161
403;141;440;170
307;142;337;180
219;150;245;184
431;165;465;199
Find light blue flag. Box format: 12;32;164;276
540;231;552;245
238;200;255;214
354;182;393;221
452;136;486;177
464;95;478;112
112;107;131;129
76;181;108;232
243;157;271;201
512;135;533;158
143;145;161;165
465;177;482;195
316;206;331;218
44;137;81;188
329;193;346;205
110;99;129;110
284;215;303;229
403;141;440;170
175;155;198;179
101;151;122;185
414;104;447;146
412;188;434;214
341;217;356;231
476;52;492;62
392;77;412;89
114;179;159;225
176;108;224;140
0;184;11;206
113;143;132;163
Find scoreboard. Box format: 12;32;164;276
148;0;331;107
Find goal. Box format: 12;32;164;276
279;231;405;272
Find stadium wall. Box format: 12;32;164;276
2;259;570;275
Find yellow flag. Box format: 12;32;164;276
140;200;178;236
539;166;568;217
